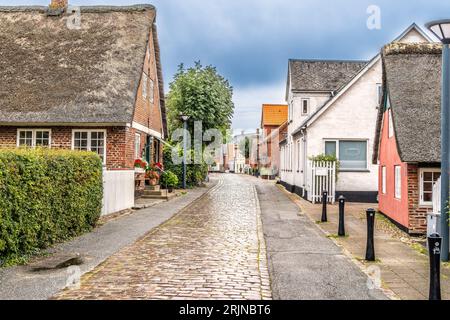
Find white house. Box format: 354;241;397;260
280;23;433;203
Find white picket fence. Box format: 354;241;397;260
102;169;135;216
308;160;336;204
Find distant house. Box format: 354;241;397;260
0;2;167;213
280;23;432;203
258;104;288;179
373;43;441;235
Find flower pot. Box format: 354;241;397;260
168;187;174;193
149;178;158;186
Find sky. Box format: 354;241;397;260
3;0;450;132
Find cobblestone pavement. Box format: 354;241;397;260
55;174;271;300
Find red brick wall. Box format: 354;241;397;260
0;126;143;170
133;29;163;137
407;164;428;234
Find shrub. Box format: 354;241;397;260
0;148;103;266
162;145;208;188
160;170;179;188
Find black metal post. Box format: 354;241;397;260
321;190;328;222
365;208;376;261
338;195;346;237
428;233;442;300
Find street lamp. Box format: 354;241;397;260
426;19;450;261
179;113;190;189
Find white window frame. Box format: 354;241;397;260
135;133;141;159
17;129;52;148
71;129;107;165
381;166;386;194
388;109;394;138
301;98;310;115
142;72;148;98
323;139;369;171
149;78;155;104
419;168;441;206
394;165;401;199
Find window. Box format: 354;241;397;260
324;140;367;170
17;129;51;147
149;78;154;104
301;99;309;115
388;110;394;138
72;130;106;164
381;166;386;194
325;141;337;156
135;133;141;159
420;169;441;206
394;166;401;199
142;73;148;98
376;83;382;106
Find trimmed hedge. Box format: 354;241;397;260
0;148;103;266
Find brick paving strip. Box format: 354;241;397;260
278;185;450;300
55;174;272;300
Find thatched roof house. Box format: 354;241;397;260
374;42;443;235
0;2;167;172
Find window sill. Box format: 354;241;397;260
419;204;433;208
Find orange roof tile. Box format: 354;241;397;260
261;104;288;127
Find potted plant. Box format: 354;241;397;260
160;170;179;193
147;170;160;186
134;159;147;172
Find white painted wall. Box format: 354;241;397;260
305;59;382;192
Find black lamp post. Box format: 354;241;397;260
180;114;190;189
426;19;450;261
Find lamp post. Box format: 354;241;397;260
426;20;450;261
180;114;190;189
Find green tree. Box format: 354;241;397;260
166;62;234;138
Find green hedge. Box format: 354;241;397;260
0;148;103;266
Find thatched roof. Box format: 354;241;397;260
373;43;442;163
0;4;166;133
287;59;367;94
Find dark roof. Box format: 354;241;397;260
373;43;442;164
287;59;368;95
0;4;166;131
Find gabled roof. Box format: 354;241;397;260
0;4;166;131
286;59;368;99
373;43;442;164
260;104;288;128
392;23;434;43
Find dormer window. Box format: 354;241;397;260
301;99;309;115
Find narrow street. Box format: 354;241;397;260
56;174;271;300
53;174;385;300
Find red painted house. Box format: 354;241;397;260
373;43;442;234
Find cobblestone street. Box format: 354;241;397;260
55;174;271;300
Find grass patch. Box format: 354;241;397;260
355;256;382;264
327;234;349;239
410;242;428;256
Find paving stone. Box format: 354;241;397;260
54;175;272;300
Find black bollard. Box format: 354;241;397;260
365;208;376;261
338;195;346;237
321;190;328;222
428;233;442;300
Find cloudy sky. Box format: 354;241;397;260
3;0;450;132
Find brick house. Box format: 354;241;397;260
0;3;167;196
258;104;288;179
373;43;441;235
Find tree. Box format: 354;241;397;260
166;62;234;138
